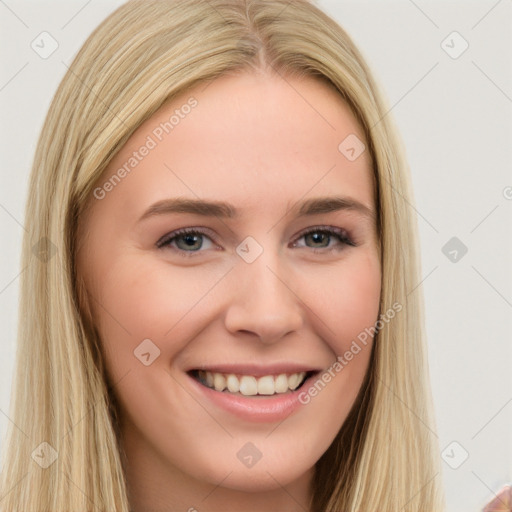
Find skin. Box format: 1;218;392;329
76;68;382;512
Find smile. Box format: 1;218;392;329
191;370;312;396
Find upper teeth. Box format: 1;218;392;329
197;371;307;396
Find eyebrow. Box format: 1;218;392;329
138;196;376;224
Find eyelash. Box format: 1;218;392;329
156;226;357;257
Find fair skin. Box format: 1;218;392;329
76;69;381;512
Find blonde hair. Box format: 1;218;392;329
0;0;445;510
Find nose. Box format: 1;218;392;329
223;252;304;344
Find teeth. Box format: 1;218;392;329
288;373;301;390
275;374;289;393
213;373;226;392
239;376;258;396
226;374;240;393
196;370;307;396
257;375;274;395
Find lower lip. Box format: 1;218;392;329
186;372;317;423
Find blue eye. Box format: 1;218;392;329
156;228;214;255
292;226;356;252
156;226;356;257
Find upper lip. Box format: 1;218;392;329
187;363;324;377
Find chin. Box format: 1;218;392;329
192;452;314;493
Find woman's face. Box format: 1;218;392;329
77;70;381;506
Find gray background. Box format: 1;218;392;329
1;1;511;511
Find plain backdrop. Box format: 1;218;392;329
1;1;511;511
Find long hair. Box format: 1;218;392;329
0;1;445;510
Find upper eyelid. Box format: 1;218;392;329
291;226;355;248
294;225;350;238
156;227;214;247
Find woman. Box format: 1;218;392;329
0;0;446;510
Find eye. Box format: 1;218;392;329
156;228;215;256
156;225;357;257
291;226;356;252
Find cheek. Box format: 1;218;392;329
296;253;380;432
304;249;381;354
338;254;381;347
87;255;230;374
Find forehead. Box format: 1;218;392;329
92;70;374;220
